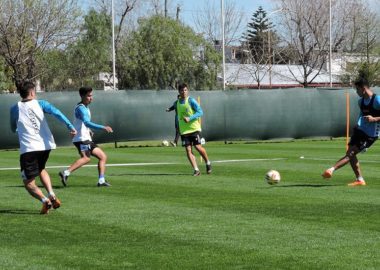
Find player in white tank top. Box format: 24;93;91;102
10;82;76;214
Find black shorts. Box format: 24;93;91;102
181;131;201;147
73;140;98;157
349;127;377;152
20;150;51;181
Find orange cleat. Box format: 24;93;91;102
322;169;333;179
348;180;366;186
40;200;52;215
49;196;61;209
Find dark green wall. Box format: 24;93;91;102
1;88;374;149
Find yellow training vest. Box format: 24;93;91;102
176;97;201;135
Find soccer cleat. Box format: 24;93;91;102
193;170;201;176
206;164;212;174
322;169;333;179
97;181;111;187
49;196;61;209
59;171;69;187
348;180;366;186
40;200;52;215
170;141;177;147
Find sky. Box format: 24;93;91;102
176;0;275;29
81;0;379;35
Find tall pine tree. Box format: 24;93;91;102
241;6;274;64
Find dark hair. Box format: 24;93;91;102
19;81;35;99
178;83;188;91
354;77;369;89
79;87;93;97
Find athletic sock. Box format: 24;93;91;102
41;197;49;203
64;169;70;176
206;161;211;165
329;167;335;173
357;176;364;181
98;175;105;184
194;167;199;172
48;192;56;198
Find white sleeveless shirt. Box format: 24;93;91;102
17;100;56;154
72;104;92;142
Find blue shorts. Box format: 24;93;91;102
73;140;98;157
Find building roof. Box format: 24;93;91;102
221;64;340;88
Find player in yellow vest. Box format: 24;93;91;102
176;83;212;176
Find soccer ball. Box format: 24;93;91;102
265;170;281;185
161;140;169;146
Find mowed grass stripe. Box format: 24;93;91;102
0;140;379;269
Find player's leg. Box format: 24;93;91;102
24;178;48;202
322;145;360;178
67;151;91;173
91;147;110;186
59;142;91;186
335;145;360;170
349;155;361;179
185;145;200;176
192;132;212;174
39;169;61;209
37;150;61;209
20;152;52;214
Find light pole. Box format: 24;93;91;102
266;9;283;88
221;0;226;90
111;0;116;90
329;0;332;87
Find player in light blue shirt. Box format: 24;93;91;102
322;78;380;186
59;87;113;187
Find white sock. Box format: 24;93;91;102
64;169;70;176
194;167;199;171
329;167;335;173
98;177;105;184
357;176;364;181
41;197;49;203
206;161;211;165
48;192;55;198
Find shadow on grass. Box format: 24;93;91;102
110;173;189;176
0;209;38;215
271;184;340;188
4;185;65;189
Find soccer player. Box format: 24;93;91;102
10;81;77;214
322;77;380;186
176;83;212;176
59;87;113;187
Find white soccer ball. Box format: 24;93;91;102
161;140;169;146
265;170;281;185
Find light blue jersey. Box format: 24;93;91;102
357;95;380;137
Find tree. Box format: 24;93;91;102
242;7;274;63
67;9;113;87
341;4;380;85
239;6;280;88
37;8;113;90
0;57;13;92
117;15;221;90
0;0;80;89
192;0;244;46
276;0;378;87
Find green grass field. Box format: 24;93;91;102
0;139;379;270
